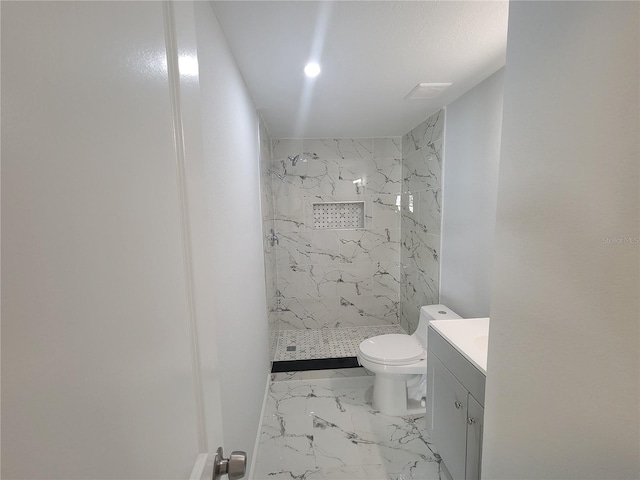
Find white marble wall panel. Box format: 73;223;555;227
274;187;305;229
272;228;311;266
371;194;401;230
370;138;402;196
402;110;445;158
335;263;375;297
272;138;303;161
302;160;342;197
373;137;401;159
402;143;442;193
307;264;341;297
401;230;440;279
339;294;399;326
273;263;377;299
417;190;442;235
304;138;374;161
400;110;444;335
270;137;402;331
400;265;439;332
276;264;311;299
366;158;402;195
275;297;340;330
399;300;413;335
267;124;441;339
400;190;442;237
373;261;401;297
259;119;278;361
366;228;401;265
337;229;398;265
274;294;399;331
306;229;342;265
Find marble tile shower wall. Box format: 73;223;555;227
258;120;278;357
400;110;444;334
269;137;402;330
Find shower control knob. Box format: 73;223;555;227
213;447;247;480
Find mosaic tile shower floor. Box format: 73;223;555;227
252;376;445;480
274;325;407;361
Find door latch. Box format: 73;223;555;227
213;447;246;480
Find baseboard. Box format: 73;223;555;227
247;372;271;480
188;453;209;480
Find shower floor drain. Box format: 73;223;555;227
273;324;406;362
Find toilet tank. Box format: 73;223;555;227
421;304;462;322
414;304;461;347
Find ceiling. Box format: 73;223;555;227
211;1;509;139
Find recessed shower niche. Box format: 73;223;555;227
312;201;365;230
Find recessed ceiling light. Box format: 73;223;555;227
304;62;321;78
405;82;453;100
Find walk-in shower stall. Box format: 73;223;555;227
259;110;445;372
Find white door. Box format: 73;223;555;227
1;2;226;478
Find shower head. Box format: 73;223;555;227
288;155;300;166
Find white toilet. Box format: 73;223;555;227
357;304;461;416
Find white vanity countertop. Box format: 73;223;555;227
429;318;490;374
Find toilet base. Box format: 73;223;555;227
370;373;426;416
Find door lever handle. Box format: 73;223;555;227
213;447;246;480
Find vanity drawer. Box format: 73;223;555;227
428;326;485;406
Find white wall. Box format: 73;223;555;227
484;2;639;479
193;2;270;459
440;69;504;318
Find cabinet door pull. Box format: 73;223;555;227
454;401;463;409
467;417;476;425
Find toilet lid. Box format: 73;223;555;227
358;334;425;365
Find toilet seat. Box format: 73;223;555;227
358;334;425;366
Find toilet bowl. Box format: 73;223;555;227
357;304;461;416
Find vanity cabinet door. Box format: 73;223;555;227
465;394;484;480
432;358;469;480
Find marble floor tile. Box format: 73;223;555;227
306;464;391;480
252;376;445;480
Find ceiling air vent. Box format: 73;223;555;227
405;82;452;100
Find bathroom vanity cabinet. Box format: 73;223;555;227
427;326;486;480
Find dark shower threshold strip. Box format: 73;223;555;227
271;356;360;373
